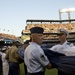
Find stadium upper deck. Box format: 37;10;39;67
22;19;75;33
21;19;75;46
23;19;75;33
0;33;17;40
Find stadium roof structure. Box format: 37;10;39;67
59;8;75;20
26;19;75;23
59;8;75;13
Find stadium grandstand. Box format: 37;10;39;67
21;8;75;47
0;33;17;40
0;33;23;46
0;33;17;46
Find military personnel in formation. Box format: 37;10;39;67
0;46;9;75
50;28;74;75
23;40;31;75
0;52;2;75
24;27;52;75
6;41;20;75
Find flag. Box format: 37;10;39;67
43;48;75;75
18;48;75;75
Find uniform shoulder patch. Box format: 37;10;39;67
40;54;45;61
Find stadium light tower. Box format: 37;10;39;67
59;8;75;20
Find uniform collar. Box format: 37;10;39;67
62;41;68;45
30;42;40;47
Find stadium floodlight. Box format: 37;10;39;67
59;8;68;13
59;8;75;13
59;8;75;20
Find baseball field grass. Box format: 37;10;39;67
20;63;58;75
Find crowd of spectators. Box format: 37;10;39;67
24;23;75;33
22;23;75;41
0;33;16;40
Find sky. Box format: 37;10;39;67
0;0;75;36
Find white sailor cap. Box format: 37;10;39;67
2;46;7;51
57;28;69;37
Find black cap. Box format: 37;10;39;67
30;27;44;34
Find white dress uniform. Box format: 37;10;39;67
50;41;74;75
0;52;9;75
50;41;74;55
24;42;49;74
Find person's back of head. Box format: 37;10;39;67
23;40;31;49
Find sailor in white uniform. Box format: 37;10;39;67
24;27;52;75
50;28;74;75
50;41;74;54
0;46;9;75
